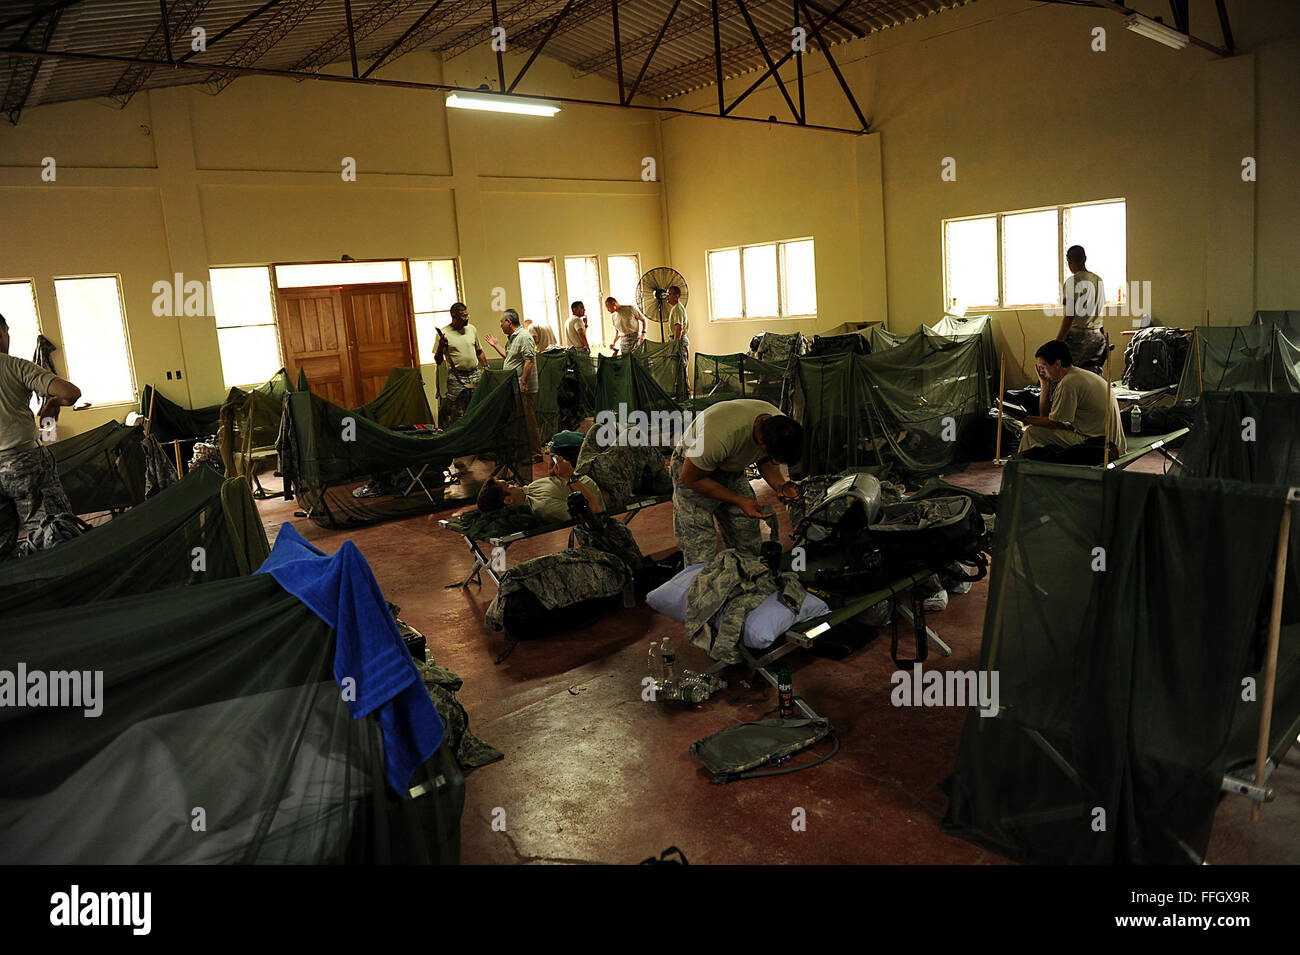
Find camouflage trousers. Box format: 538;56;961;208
671;447;761;567
0;444;82;561
440;365;482;429
574;427;672;509
1065;327;1109;376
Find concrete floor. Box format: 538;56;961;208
254;455;1299;865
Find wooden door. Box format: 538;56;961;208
342;283;416;404
278;287;355;407
277;281;416;407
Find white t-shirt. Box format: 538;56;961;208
1061;270;1106;330
612;305;644;339
529;323;557;351
669;303;688;337
565;315;588;350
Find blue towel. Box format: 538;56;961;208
257;523;444;794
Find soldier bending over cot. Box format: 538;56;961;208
0;312;84;560
672;399;803;567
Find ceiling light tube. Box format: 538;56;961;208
445;92;562;117
1123;13;1190;50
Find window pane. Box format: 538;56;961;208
429;260;459;313
1002;209;1060;307
274;260;405;288
411;260;460;359
708;249;742;321
216;326;282;389
608;254;640;308
0;281;43;414
780;239;817;316
742;245;778;318
209;266;275;330
517;259;560;337
53;276;135;406
944;217;998;310
1064;201;1127;306
0;281;41;364
564;256;604;348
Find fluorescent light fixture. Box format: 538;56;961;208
1123;13;1189;50
445;92;561;117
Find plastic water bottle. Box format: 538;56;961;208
1131;404;1143;435
648;642;660;684
660;637;675;685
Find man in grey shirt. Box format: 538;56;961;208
484;308;543;457
0;312;84;559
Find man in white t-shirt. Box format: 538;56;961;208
1056;245;1108;375
605;296;646;356
524;319;558;353
433;302;488;427
667;284;689;394
565;302;591;352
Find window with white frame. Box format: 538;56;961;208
707;238;817;322
0;279;45;413
607;254;641;309
0;280;42;365
943;199;1127;311
52;276;136;406
210;266;282;389
518;258;561;339
564;255;604;349
410;258;462;362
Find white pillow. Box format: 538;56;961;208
645;563;830;650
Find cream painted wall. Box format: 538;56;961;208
0;47;665;436
662;0;1298;385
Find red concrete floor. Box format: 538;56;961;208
251;455;1299;865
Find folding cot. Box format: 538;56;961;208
441;491;672;590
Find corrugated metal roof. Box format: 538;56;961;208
1;0;971;118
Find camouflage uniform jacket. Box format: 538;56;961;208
484;548;634;632
684;549;807;664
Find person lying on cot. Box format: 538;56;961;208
1004;340;1126;458
476;453;605;524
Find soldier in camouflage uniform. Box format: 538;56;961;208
672;399;804;567
573;425;671;508
434;303;488;429
0;312;84;560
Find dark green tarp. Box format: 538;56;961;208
0;466;268;615
351;366;434;428
638;338;690;400
535;348;598;443
0;571;462;863
279;367;528;528
691;353;788;411
792;329;989;476
1176;319;1300;400
594;353;683;420
49;420;163;514
942;461;1300;864
139;385;223;443
1180;391;1300;486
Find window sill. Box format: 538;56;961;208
73;400;137;412
709;314;818;324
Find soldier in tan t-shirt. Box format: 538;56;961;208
1011;339;1125;456
0;312;84;559
671;398;804;566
